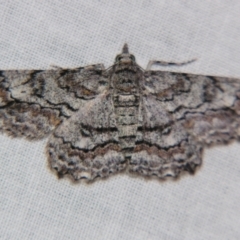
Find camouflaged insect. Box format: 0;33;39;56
1;44;240;182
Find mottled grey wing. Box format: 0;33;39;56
47;92;125;181
130;71;240;179
0;64;108;139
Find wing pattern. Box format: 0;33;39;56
0;64;107;139
1;44;240;182
129;72;240;178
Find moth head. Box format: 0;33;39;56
114;43;136;65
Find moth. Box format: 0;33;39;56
0;44;240;182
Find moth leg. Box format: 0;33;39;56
49;63;106;71
49;64;63;70
146;58;197;70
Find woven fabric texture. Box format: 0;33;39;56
0;1;240;240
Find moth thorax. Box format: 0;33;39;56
112;70;139;93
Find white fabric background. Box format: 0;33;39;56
0;1;240;239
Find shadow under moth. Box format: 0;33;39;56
1;44;240;183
